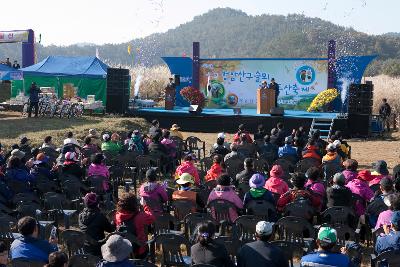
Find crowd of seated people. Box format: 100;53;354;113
0;121;399;267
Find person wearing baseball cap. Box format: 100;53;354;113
61;151;84;180
78;192;114;256
301;226;353;267
322;143;342;165
375;210;400;255
210;133;230;157
237;221;288;267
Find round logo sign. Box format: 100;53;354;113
296;65;316;85
226;93;238;106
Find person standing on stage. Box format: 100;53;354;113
269;78;280;107
28;82;41;118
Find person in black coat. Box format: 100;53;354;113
78;193;114;256
235;158;256;186
326;173;353;208
191;222;235;267
61;152;84;180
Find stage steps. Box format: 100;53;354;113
309;118;335;140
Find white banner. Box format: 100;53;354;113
0;30;29;43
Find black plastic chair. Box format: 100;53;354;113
154;233;191;267
283;201;315;221
244;199;276;221
322;206;356;228
68;254;101;267
234;215;259;244
270;240;304;267
185;136;206;160
183;212;216;242
214;236;240;262
171;199;196;224
371;249;400;267
275;216;316;246
321;162;343;183
207;199;238;225
61;229;86;257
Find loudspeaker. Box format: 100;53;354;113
348;83;374;115
173;74;180;86
347;114;371;137
106;68;130;114
270;107;284;116
189;105;202;114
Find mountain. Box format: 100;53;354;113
1;8;399;76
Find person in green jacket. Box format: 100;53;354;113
101;133;122;156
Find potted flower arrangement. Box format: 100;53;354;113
307;88;339;112
180;86;206;113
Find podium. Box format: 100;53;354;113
257;89;275;114
165;87;175;110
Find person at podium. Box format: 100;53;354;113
269;78;280;107
259;80;268;90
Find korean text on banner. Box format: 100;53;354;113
0;30;29;43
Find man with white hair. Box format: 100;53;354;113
237;221;288;267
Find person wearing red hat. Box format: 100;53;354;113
264;165;289;195
346;170;374;216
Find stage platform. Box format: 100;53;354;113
128;107;348;134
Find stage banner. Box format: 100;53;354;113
0;30;29;43
200;59;328;110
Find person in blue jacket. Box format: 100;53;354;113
301;226;354;267
11;216;58;263
375;210;400;255
5;156;35;183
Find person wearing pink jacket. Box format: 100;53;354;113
87;153;110;191
139;169;168;216
346;170;374;216
264;165;289;195
207;174;243;222
175;154;200;185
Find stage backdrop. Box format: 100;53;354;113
199;59;328;110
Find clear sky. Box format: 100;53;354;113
1;0;398;46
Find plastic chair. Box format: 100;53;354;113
61;229;86;257
155;233;191;267
234;215;259;244
171;200;196;223
245;199;276;221
207;199;238;225
322;206;356;228
270;240;304;267
284;201;315;221
275;216;316;246
183;212;216;242
371;249;400;267
214;236;240;262
185;136;206;160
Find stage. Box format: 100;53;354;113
128;107;348;134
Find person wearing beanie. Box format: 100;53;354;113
235;158;257;186
367;177;395;228
264;165;289;195
326;173;353;208
342;159;359;184
243;174;275;212
301;226;353;267
322;144;342;165
97;235;134;267
205;154;226;182
139;169;168;216
88;153;110;191
346;170;374;216
78;192;114;256
114;193;156;259
375;210;400;255
175;154;200;185
237;221;288;267
277;173;321;213
207;174;243;222
61;151;84;180
191;222;235;267
369;160;392;187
